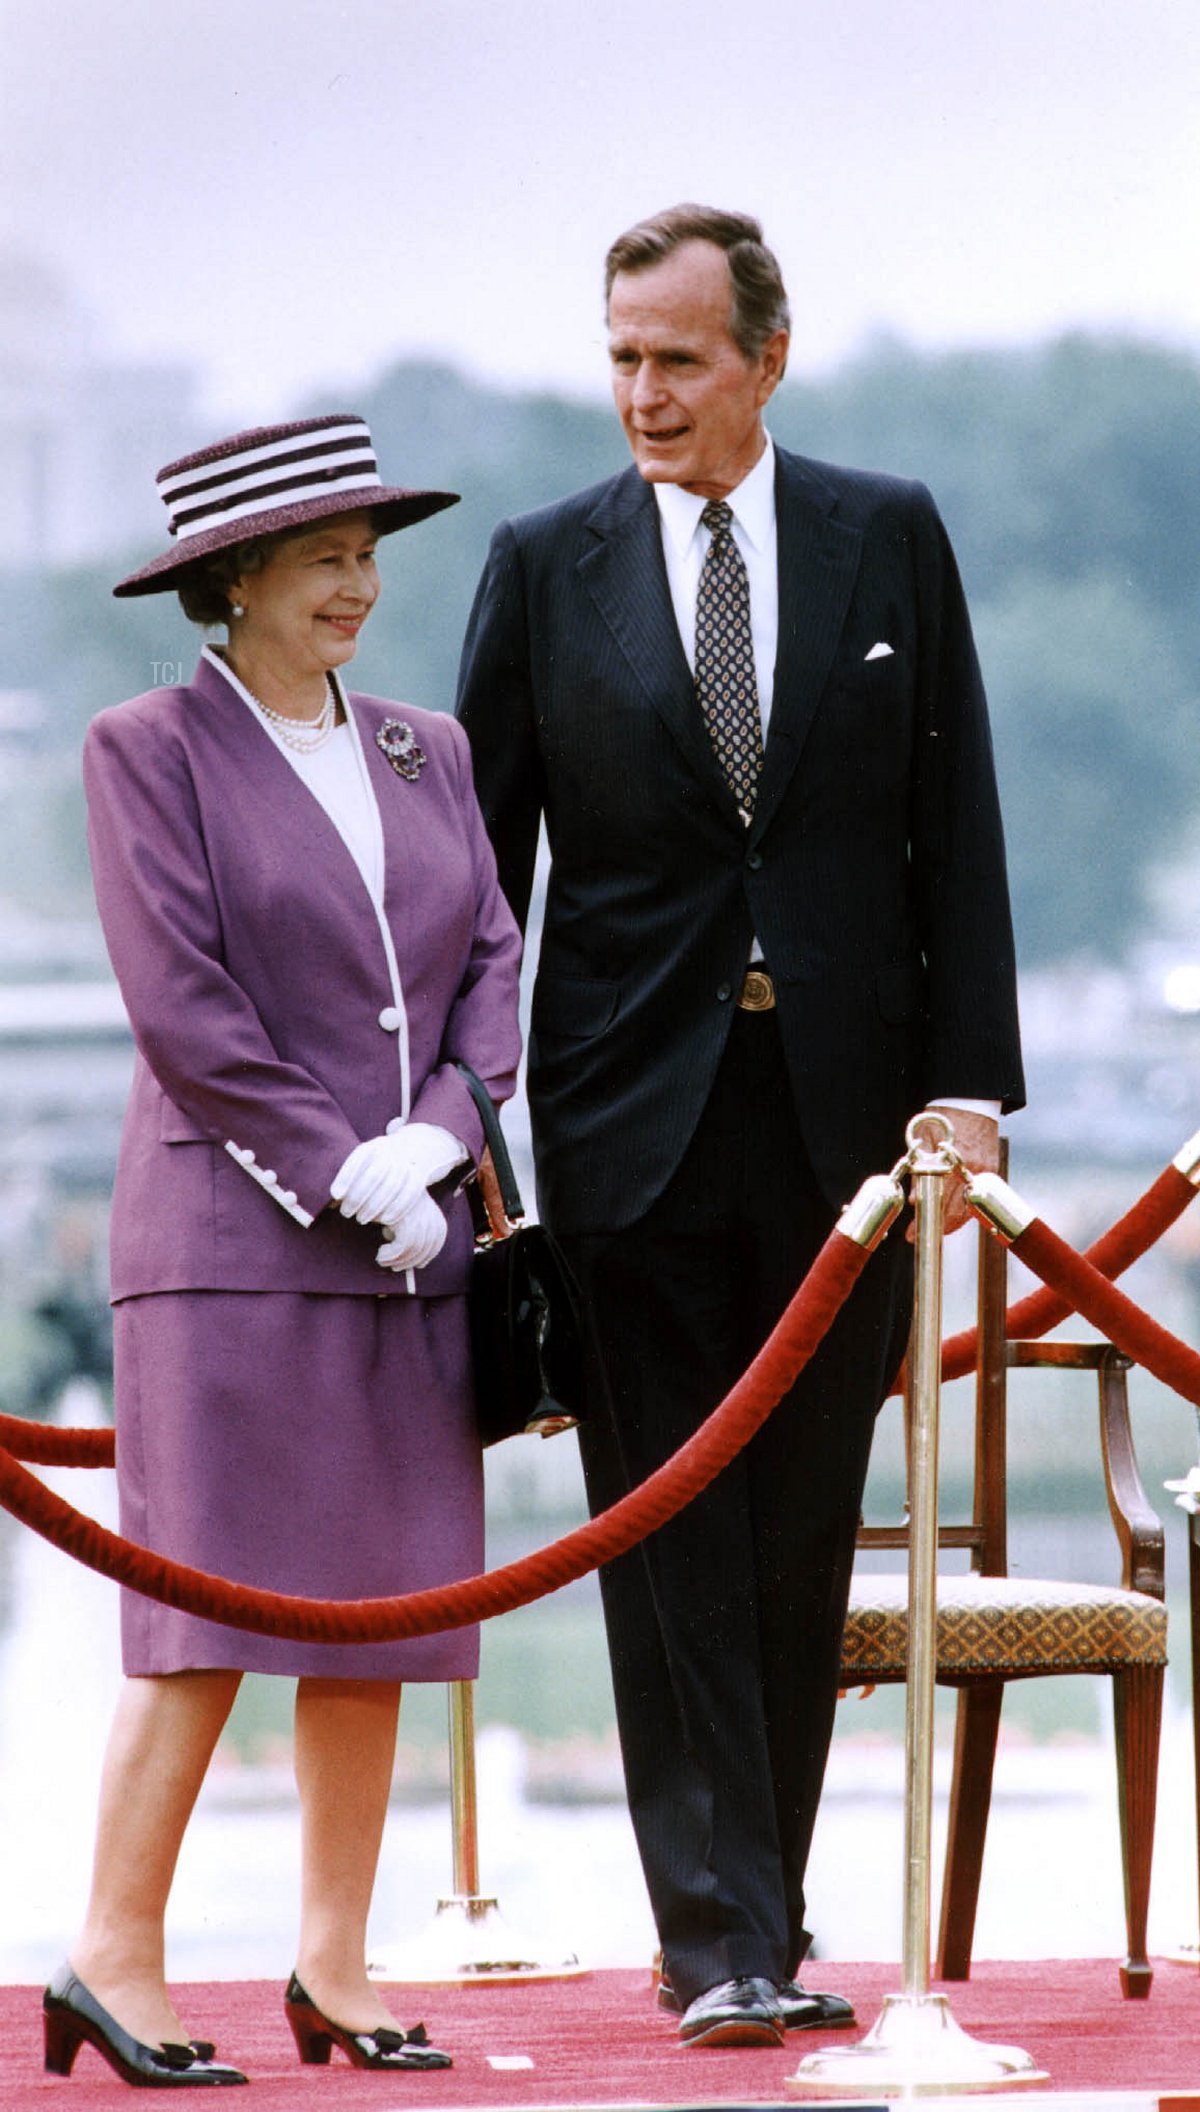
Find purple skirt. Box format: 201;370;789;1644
114;1291;483;1679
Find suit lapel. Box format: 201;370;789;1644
575;452;864;835
750;449;863;842
577;470;735;810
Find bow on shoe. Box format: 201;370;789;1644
158;2041;216;2070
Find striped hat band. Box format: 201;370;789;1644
159;418;383;542
113;413;459;597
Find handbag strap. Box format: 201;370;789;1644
455;1062;525;1226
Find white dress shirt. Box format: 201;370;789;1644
654;433;778;735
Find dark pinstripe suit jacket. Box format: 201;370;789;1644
457;445;1024;1235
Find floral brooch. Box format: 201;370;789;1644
375;718;426;781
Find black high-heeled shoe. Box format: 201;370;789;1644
43;1964;248;2087
284;1973;452;2070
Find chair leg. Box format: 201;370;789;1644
935;1680;1004;1980
1112;1662;1163;1999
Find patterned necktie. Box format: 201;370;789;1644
694;498;763;824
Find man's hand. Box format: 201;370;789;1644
909;1105;999;1238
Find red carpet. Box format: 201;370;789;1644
3;1962;1199;2105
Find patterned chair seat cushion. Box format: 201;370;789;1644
842;1572;1167;1678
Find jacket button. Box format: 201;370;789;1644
717;982;733;1003
378;1006;402;1032
746;850;763;871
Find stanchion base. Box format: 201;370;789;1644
788;1991;1047;2096
367;1895;589;1986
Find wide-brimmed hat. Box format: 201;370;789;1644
113;413;459;597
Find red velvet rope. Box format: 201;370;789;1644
0;1226;869;1643
0;1413;113;1467
13;1161;1193;1463
893;1161;1196;1393
1011;1215;1200;1408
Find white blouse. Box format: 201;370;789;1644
203;646;381;897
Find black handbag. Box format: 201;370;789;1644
455;1064;585;1447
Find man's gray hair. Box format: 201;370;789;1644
605;204;791;367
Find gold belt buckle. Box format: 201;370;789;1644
738;968;776;1011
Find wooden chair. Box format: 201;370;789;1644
839;1147;1167;1997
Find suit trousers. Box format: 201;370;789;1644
562;1008;912;2005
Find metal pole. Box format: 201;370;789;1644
1161;1443;1200;1966
791;1114;1046;2095
900;1143;944;1998
447;1681;481;1898
367;1681;584;1986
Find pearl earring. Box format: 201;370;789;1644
230;603;245;619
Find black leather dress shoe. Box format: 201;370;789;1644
677;1976;785;2048
43;1963;247;2085
775;1977;856;2030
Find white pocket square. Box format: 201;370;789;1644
865;641;894;661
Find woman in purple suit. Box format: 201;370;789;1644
43;417;522;2087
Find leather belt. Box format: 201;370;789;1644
737;968;776;1011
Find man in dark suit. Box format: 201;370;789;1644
457;204;1024;2048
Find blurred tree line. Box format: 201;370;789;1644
2;333;1198;969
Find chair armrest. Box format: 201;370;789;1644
1097;1347;1165;1598
1008;1341;1126;1370
1008;1339;1164;1599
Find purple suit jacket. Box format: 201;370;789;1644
84;653;522;1299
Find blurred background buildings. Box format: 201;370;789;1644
0;254;202;567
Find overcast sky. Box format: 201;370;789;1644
3;0;1199;423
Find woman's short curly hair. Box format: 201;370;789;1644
176;537;274;628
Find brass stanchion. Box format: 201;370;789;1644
1163;1442;1200;1968
792;1114;1047;2095
368;1681;587;1986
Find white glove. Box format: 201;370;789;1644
375;1192;449;1271
331;1124;466;1229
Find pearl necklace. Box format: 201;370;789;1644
251;680;338;752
